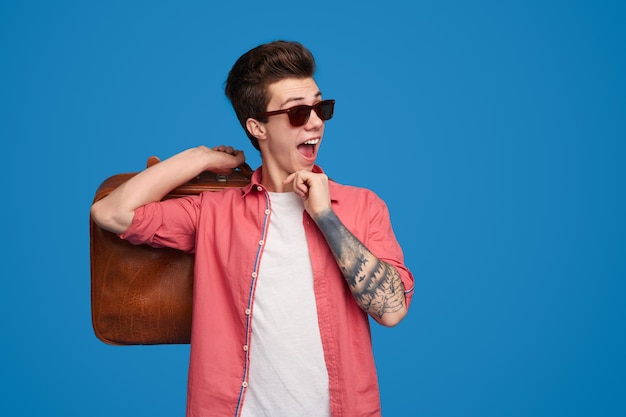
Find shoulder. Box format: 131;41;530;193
198;187;246;201
329;180;384;206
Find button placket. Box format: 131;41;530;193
240;190;269;400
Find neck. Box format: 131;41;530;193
259;165;294;193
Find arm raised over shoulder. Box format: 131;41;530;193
90;145;245;235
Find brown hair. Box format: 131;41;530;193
224;40;316;150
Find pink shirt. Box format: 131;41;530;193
121;166;415;417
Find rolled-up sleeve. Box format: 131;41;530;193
119;195;201;253
331;182;416;311
367;194;415;310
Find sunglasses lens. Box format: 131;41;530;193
281;100;335;126
288;106;311;126
316;101;335;121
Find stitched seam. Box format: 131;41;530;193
234;191;271;416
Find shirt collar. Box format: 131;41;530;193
242;165;339;203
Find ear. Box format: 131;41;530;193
246;118;267;141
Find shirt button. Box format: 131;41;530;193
265;209;270;215
242;381;248;388
256;186;263;192
258;240;264;246
251;272;257;278
243;345;249;351
245;309;251;315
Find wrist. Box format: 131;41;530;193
312;208;338;228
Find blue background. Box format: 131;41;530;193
1;1;624;416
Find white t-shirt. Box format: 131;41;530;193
240;192;331;417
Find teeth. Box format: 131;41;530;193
303;139;319;145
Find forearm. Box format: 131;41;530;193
313;209;407;327
91;146;218;234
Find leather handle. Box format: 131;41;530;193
146;156;254;178
146;155;161;167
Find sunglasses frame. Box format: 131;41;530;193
255;99;335;127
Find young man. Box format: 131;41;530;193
91;40;414;417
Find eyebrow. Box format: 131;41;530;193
280;91;322;108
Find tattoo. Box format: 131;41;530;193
314;209;405;320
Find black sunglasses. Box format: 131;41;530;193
255;99;335;127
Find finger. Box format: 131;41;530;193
288;174;307;197
296;179;309;197
293;185;307;199
212;145;238;155
234;150;246;163
283;172;296;184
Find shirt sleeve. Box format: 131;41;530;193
365;192;416;310
119;195;201;253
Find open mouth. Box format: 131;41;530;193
297;138;319;159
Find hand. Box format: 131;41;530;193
207;145;246;175
283;170;331;218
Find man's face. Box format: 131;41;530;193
259;77;326;177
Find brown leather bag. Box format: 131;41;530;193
90;156;253;345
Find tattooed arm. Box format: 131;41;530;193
314;209;407;327
284;170;408;327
